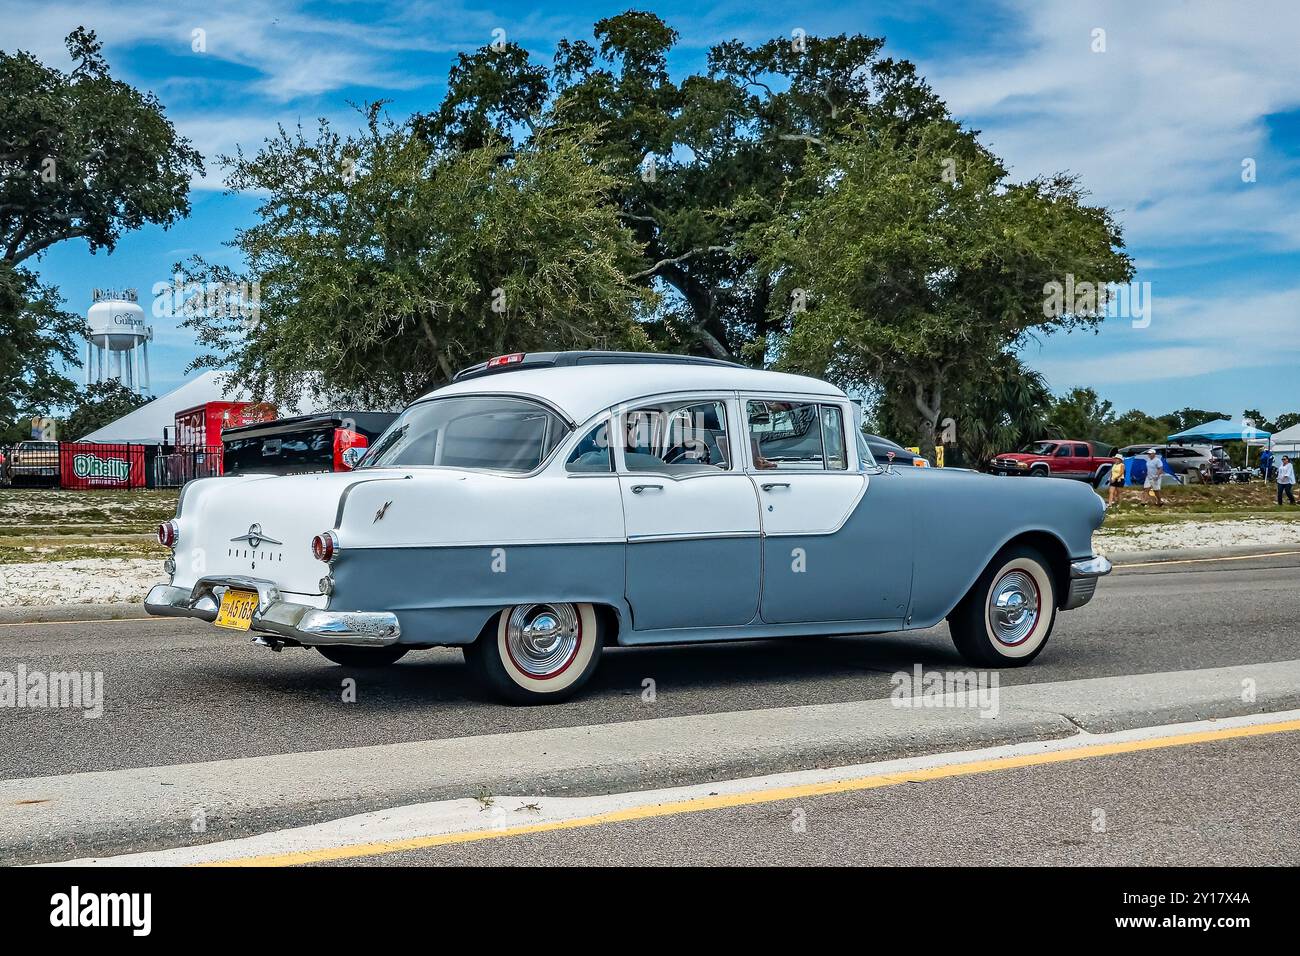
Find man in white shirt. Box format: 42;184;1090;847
1143;448;1165;506
1278;455;1296;505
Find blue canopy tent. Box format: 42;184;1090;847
1167;418;1272;469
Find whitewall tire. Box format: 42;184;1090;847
465;602;603;704
948;546;1056;667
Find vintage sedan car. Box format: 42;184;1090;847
145;351;1111;704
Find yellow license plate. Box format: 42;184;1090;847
214;589;259;631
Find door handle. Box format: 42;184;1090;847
761;482;791;491
631;484;664;494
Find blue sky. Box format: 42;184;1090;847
7;0;1300;419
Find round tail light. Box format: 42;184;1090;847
157;520;178;547
311;531;338;563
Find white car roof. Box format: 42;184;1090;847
420;363;845;423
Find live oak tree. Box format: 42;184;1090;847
417;12;946;363
179;107;652;407
753;116;1134;457
0;28;202;426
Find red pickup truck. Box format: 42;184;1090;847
990;440;1114;486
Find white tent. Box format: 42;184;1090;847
1271;422;1300;457
76;371;251;444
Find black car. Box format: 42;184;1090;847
222;411;398;476
861;433;929;468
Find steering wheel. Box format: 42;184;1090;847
664;441;711;465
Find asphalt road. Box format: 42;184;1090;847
324;727;1300;867
3;554;1300;780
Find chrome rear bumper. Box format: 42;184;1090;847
144;575;400;647
1063;555;1112;610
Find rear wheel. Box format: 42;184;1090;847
464;602;603;704
948;545;1056;667
316;645;409;667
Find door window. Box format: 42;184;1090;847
621;400;731;473
747;400;849;470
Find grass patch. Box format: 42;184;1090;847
0;488;178;531
1099;481;1300;527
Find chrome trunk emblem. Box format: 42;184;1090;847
230;523;283;549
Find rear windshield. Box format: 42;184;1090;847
360;396;568;473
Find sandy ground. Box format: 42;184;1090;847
1095;517;1300;553
0;559;164;608
1;517;1298;608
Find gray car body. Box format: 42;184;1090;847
329;464;1104;647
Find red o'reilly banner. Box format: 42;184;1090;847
59;443;147;490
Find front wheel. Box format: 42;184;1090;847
316;645;409;667
948;545;1057;667
464;602;603;704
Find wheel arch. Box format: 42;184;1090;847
995;530;1072;611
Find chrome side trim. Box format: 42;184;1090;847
628;531;761;543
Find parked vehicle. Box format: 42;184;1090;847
990;440;1115;486
1117;443;1230;482
146;351;1110;704
222;411;398;476
862;433;929;468
7;440;60;487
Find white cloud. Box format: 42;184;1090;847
925;0;1300;252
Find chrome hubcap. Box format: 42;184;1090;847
506;603;580;676
989;571;1040;646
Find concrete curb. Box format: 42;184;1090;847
2;660;1298;864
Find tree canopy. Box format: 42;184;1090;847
180;108;652;407
0;28;201;427
752;115;1133;454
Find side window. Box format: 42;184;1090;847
565;419;613;473
821;405;848;470
748;400;848;470
621;400;731;473
1054;446;1072;458
1073;444;1089;457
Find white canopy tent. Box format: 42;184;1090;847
1270;422;1300;458
77;371;329;444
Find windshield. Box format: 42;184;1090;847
1019;442;1057;455
359;396;569;472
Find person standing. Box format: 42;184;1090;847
1144;447;1165;506
1107;453;1126;507
1278;455;1296;505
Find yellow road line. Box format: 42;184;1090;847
1116;549;1300;569
205;717;1300;867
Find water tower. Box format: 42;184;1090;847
87;288;152;395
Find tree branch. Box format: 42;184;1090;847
629;245;733;281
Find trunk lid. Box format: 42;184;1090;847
172;471;405;597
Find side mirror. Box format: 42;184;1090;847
341;447;365;470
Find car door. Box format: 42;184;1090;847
1052;443;1076;476
744;396;911;625
617;395;762;631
